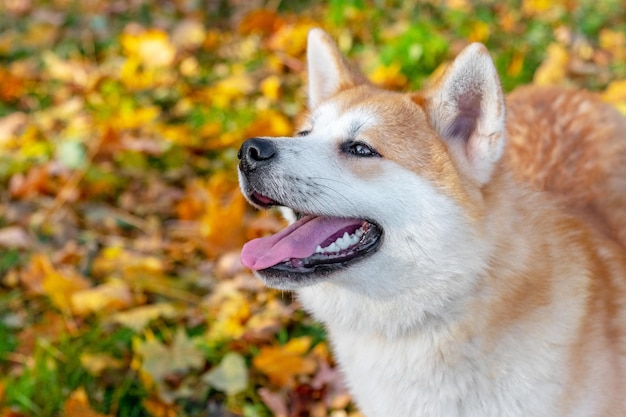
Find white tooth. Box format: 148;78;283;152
315;245;323;254
328;242;339;252
338;235;350;249
349;234;359;245
356;228;364;238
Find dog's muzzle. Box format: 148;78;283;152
238;137;277;174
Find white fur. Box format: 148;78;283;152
239;31;626;417
427;43;505;185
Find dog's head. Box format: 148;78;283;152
238;29;505;330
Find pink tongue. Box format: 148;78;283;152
241;215;362;270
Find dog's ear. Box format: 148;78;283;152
425;43;505;185
306;28;368;109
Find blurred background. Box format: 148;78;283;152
0;1;625;416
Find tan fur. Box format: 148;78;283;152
250;29;626;416
301;63;626;417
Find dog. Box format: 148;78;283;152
237;28;626;417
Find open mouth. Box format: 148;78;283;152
240;193;383;277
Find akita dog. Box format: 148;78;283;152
238;28;626;417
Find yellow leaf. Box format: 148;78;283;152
80;353;124;376
507;52;525;77
599;30;625;60
253;337;317;387
261;75;282;101
71;279;133;316
209;74;254;108
111;303;178;332
206;292;251;341
533;43;569;86
523;0;561;16
92;246;165;280
32;254;90;313
468;21;490;43
267;20;316;57
121;29;176;68
368;63;408;90
603;80;626;116
245;109;292;138
42;52;91;87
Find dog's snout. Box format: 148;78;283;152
238;138;277;171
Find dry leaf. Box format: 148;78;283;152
80;353;124;376
0;226;31;249
203;352;249;395
253;337;317;387
71;279;133;316
25;254;90;313
64;388;112;417
121;29;176;68
258;388;288;417
244;109;292;138
533;43;569;85
111;303;178;332
603;79;626;115
134;328;205;386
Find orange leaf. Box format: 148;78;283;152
253;337;317;387
142;398;179;417
9;165;50;199
64;388;112;417
31;254;91;313
244;109;292;138
176;174;248;257
71;279;133;316
238;10;284;36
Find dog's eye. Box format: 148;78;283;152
341;141;381;157
296;129;311;137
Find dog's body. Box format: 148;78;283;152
238;29;626;417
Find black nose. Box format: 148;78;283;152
238;138;277;171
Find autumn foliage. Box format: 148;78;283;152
0;1;625;416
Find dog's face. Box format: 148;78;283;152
238;29;506;333
240;87;472;289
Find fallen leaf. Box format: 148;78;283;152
258;388;288;417
253;337;317;387
0;226;31;249
26;254;90;313
244;109;292;139
111;303;178;332
603;79;626;115
533;43;569;85
238;9;284;36
134;328;205;386
172;19;206;49
64;388;112;417
141;399;179;417
204;352;249;395
9;165;51;199
80;353;125;376
368;62;408;89
71;279;133;316
121;29;176;68
0;112;27;144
